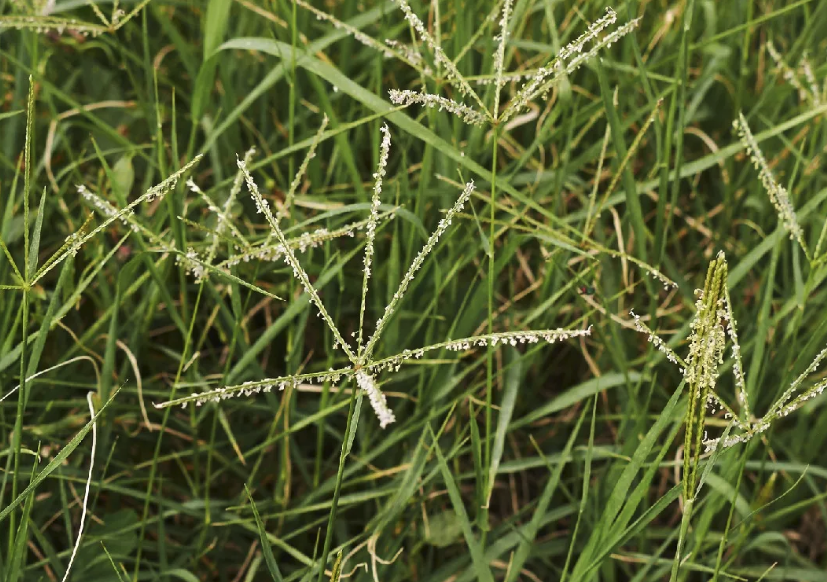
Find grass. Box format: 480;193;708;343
1;0;827;580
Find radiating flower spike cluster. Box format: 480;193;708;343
391;0;486;109
300;1;639;127
362;179;476;362
36;155;203;285
238;156;358;363
385;3;640;127
157;128;591;430
628;252;827;461
179;121;377;291
499;8;640;124
0;76;199;296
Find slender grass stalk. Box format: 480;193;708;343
391;0;490;118
238;159;357;363
9;74;35;551
363;180;476;360
316;386;358;582
358;124;391;356
483;125;499;536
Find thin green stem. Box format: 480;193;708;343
316;384;358;582
9;290;28;555
484;125;499;536
711;449;749;582
670;497;694;582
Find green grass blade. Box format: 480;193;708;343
431;427;495;582
507;401;587;581
595;61;648;264
245;485;284;582
0;387;120;524
26;187;46;277
5;463;37;582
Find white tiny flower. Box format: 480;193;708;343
356;370;395;429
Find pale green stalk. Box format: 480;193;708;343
10;75;35;548
358;124;391;356
391;0;491;119
33;155;203;284
485;126;498;535
492;0;513;119
279;115;329;223
362;180;475;360
238;159;357;363
583;124;611;242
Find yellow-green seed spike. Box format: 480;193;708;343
23;75;35;283
329;550;343;582
684;252;728;499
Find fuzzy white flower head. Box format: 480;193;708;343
356;370;395;429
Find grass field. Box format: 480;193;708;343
1;0;827;580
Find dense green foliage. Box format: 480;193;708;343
1;0;827;580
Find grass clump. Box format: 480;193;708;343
2;1;827;581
